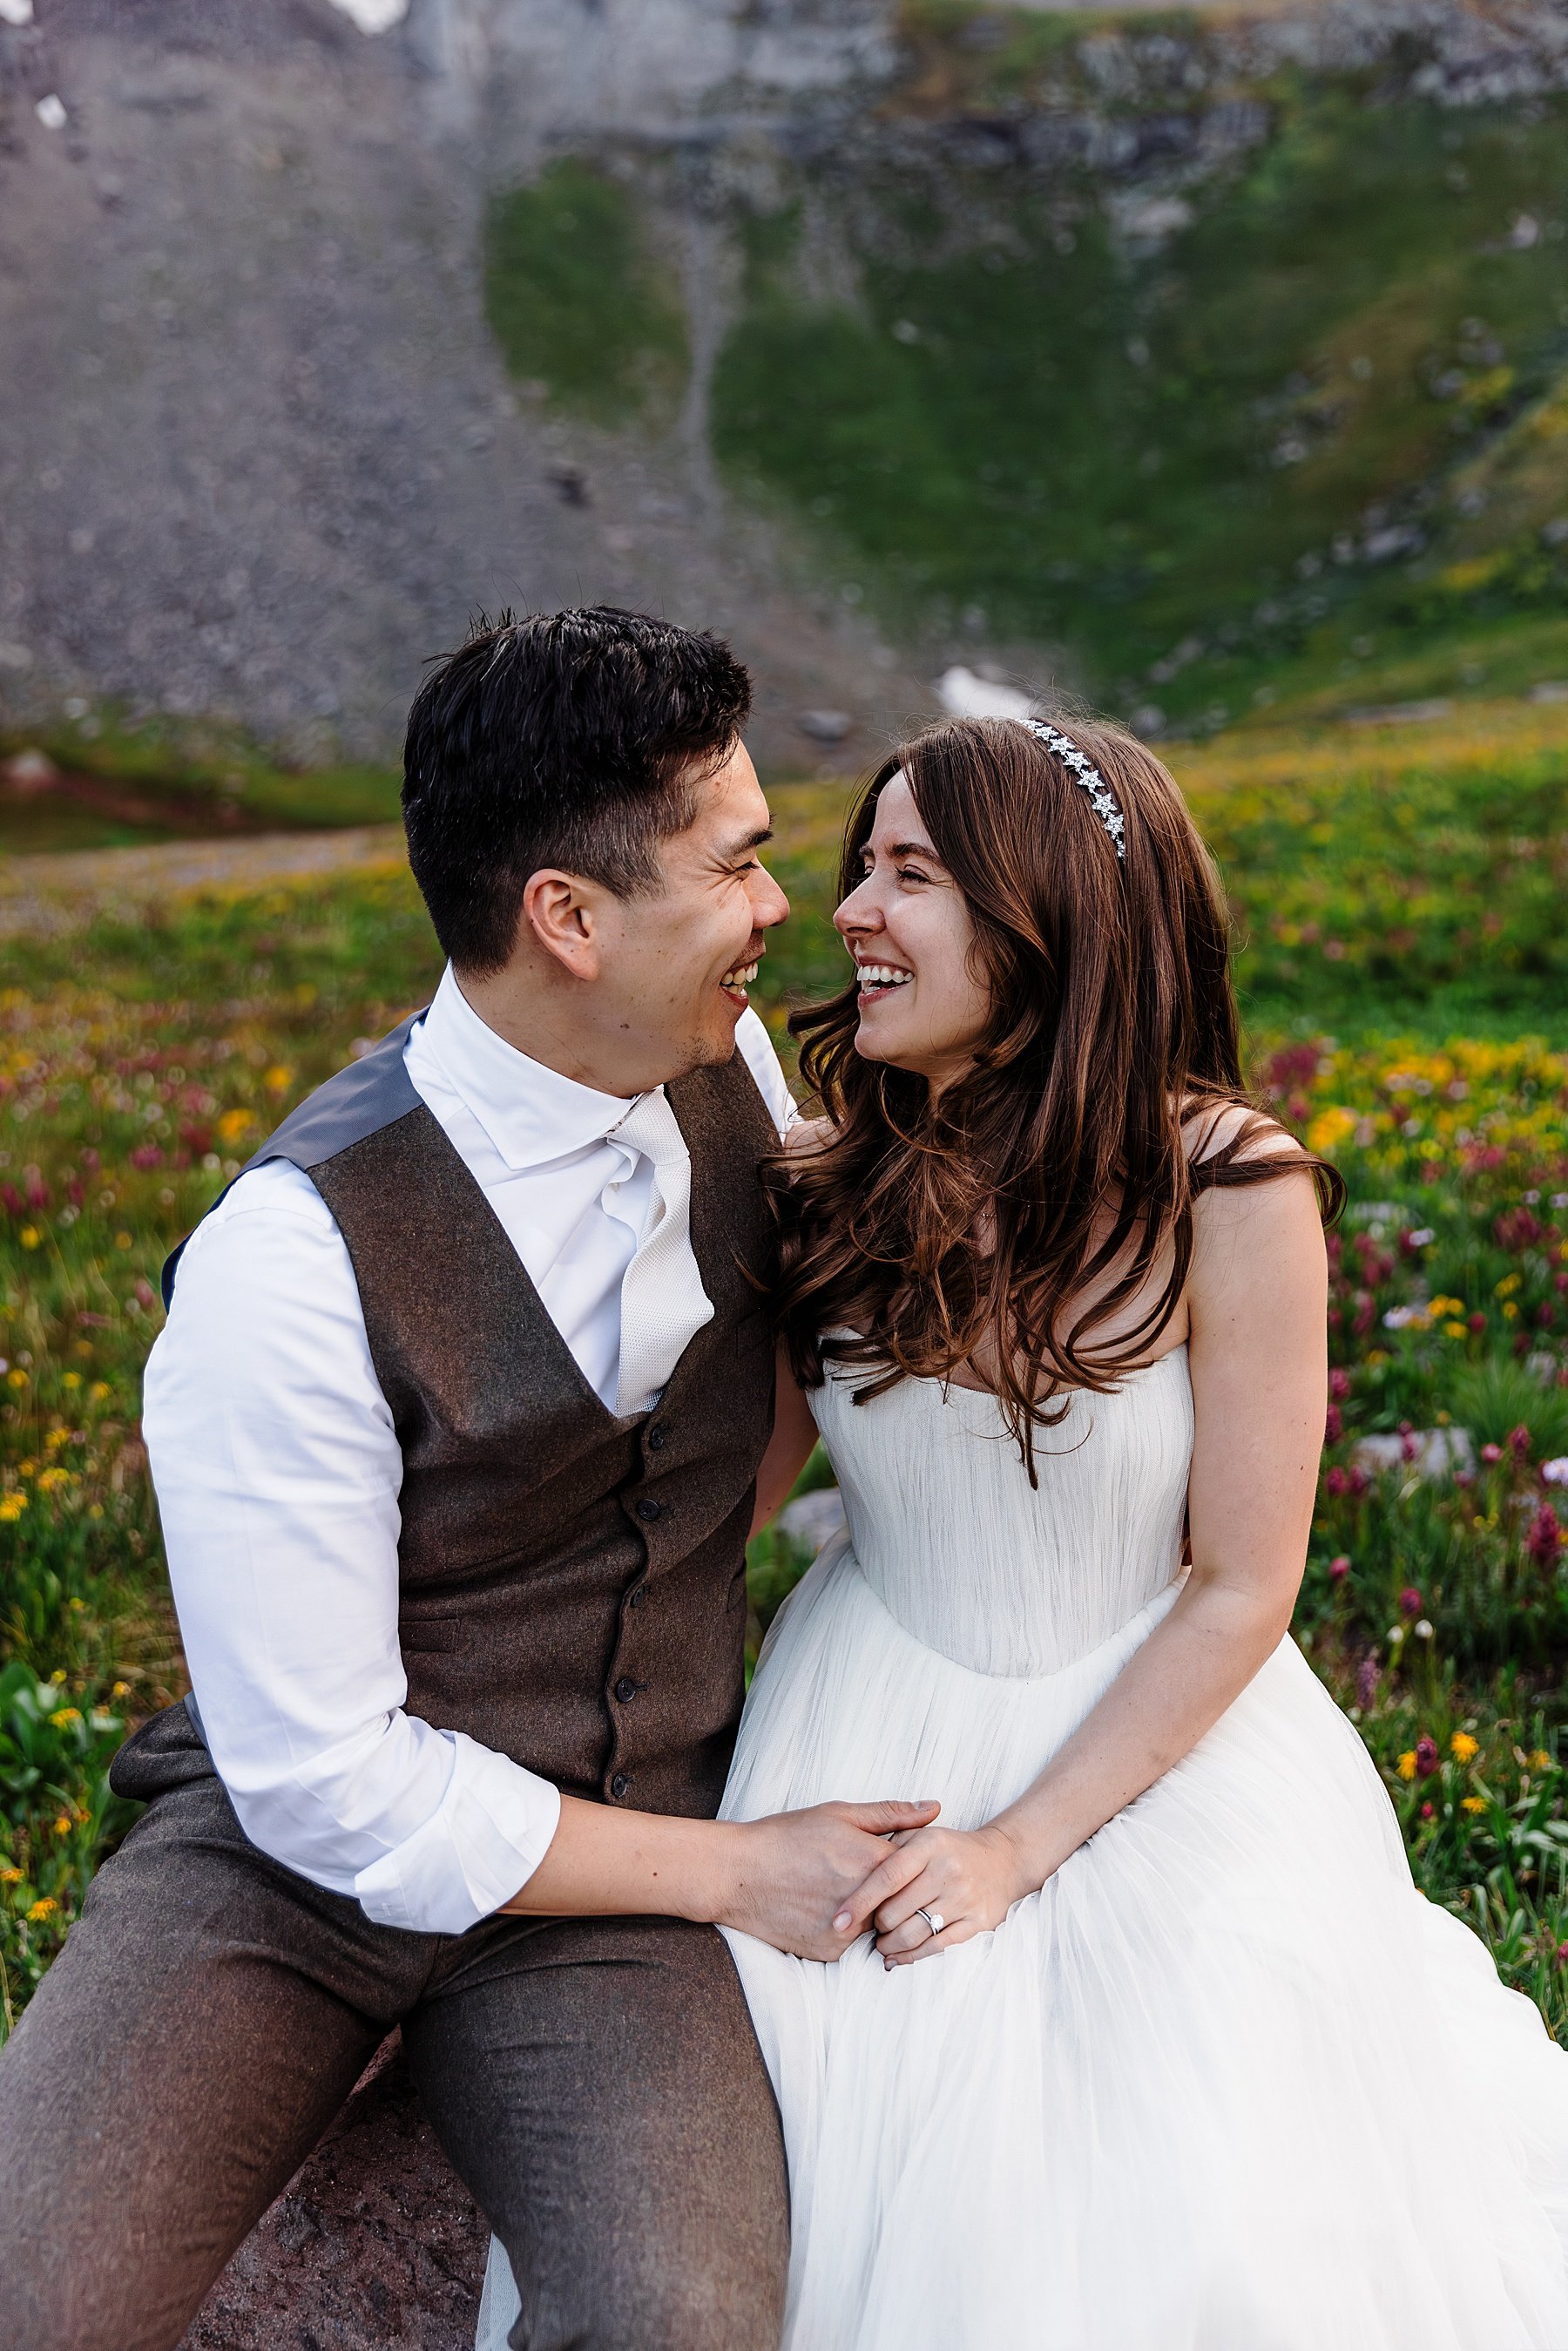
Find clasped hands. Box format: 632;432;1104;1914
720;1799;1031;1969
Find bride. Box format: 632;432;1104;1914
483;711;1568;2348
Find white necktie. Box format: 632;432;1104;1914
608;1089;715;1416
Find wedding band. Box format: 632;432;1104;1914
916;1907;944;1938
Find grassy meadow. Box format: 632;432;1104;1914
2;699;1567;2040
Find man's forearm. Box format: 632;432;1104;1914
501;1794;739;1922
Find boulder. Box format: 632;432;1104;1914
178;2034;489;2351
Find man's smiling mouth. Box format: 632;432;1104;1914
720;959;760;999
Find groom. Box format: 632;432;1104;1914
0;609;923;2351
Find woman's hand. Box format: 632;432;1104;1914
845;1822;1033;1967
717;1799;942;1961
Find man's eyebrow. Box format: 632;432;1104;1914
724;824;774;856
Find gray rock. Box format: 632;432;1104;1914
796;708;853;743
178;2035;488;2351
1349;1426;1475;1481
774;1486;847;1554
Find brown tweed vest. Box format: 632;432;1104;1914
163;1017;780;1820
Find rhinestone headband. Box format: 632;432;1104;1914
1019;718;1126;861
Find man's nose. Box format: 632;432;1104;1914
754;866;790;928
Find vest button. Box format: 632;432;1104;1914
614;1676;639;1704
636;1498;662;1522
647;1425;667;1452
611;1772;632;1799
628;1586;645;1608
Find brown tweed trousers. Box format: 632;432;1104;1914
0;1025;789;2351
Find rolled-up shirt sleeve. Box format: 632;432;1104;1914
141;1162;561;1935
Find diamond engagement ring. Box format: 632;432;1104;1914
916;1907;944;1938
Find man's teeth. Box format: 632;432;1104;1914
721;961;759;990
859;964;914;989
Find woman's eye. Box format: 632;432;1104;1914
897;866;930;884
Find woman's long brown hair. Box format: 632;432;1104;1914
767;714;1345;1480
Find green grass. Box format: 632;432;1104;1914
709;78;1568;714
484;159;689;425
0;708;400;854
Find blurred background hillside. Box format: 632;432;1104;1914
2;0;1567;2056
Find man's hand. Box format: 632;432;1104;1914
832;1822;1031;1967
718;1800;941;1961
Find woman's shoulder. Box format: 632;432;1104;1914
781;1114;837;1162
1181;1094;1304;1174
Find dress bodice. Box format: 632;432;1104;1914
809;1345;1193;1677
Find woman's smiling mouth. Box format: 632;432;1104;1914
857;962;915;997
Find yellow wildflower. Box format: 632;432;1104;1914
1530;1750;1552;1771
1396;1751;1417;1781
89;1381;111;1401
1461;1796;1487;1815
49;1706;82;1728
18;1225;39;1249
1444;1322;1468;1340
1495;1272;1523;1297
111;1680;130;1699
48;1669;66;1684
0;1866;21;1885
37;1466;70;1492
264;1065;293;1094
62;1371;80;1389
52;1815;71;1836
1450;1731;1479;1763
217;1107;256;1144
6;1367;28;1388
114;1230;132;1250
25;1897;57;1922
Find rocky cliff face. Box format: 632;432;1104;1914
2;0;1565;761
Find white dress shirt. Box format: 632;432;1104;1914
141;967;797;1935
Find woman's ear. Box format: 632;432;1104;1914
520;869;604;982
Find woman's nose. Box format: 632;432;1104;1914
835;881;881;936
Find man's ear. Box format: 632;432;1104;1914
520;869;605;982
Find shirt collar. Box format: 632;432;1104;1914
415;965;640;1172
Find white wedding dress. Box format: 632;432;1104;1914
478;1344;1568;2349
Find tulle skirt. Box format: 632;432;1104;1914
713;1536;1568;2350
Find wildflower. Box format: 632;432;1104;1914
1509;1424;1532;1460
1325;1466;1348;1497
1355;1652;1380;1709
52;1815;71;1836
48;1705;81;1728
1324;1404;1342;1444
114;1230;132;1250
6;1367;27;1388
217;1107;254;1144
1396;1751;1418;1781
62;1371;80;1389
0;1494;26;1521
264;1065;293;1094
1450;1731;1479;1762
1542;1458;1568;1486
1557;1943;1568;1967
1329;1368;1350;1403
1420;1802;1435;1820
1529;1749;1552;1771
18;1224;39;1249
49;1668;65;1684
0;1867;21;1885
1399;1586;1422;1616
1415;1737;1440;1778
1444;1321;1469;1339
1328;1555;1351;1580
1481;1442;1503;1465
1414;1619;1434;1640
25;1897;57;1921
1461;1796;1487;1815
1524;1505;1562;1567
89;1381;111;1401
111;1680;129;1699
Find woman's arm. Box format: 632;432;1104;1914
751;1341;821;1535
843;1148;1328;1961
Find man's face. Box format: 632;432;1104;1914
591;740;790;1080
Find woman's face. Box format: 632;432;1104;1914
834;770;993;1095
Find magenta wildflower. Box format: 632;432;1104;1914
1415;1737;1440;1778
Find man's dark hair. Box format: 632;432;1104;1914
402;606;753;973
